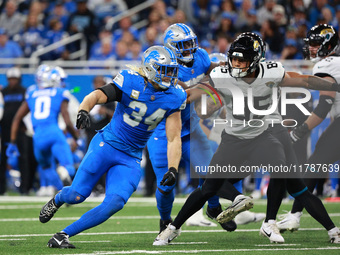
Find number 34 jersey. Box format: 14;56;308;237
25;85;71;133
104;70;187;159
210;61;285;139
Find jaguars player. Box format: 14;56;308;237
38;46;186;249
8;65;78;194
277;25;340;238
154;34;340;245
147;23;236;234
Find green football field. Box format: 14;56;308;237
0;196;339;255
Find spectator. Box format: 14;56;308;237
260;19;285;58
140;26;160;51
234;0;254;30
280;38;303;59
115;40;132;61
44;19;69;60
17;14;46;57
0;0;24;39
0;29;23;68
256;0;276;26
241;9;261;32
45;1;69;31
88;0;127;27
90;28;114;57
66;0;97;56
112;16;139;43
309;0;335;26
129;40;142;61
0;67;36;195
214;12;237;39
89;37;115;61
200;39;213;54
213;33;231;55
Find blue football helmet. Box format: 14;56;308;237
142;45;178;90
53;66;68;87
209;53;227;63
35;64;52;88
163;23;198;63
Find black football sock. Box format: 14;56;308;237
291;178;319;214
172;187;210;229
295;190;335;231
265;178;286;222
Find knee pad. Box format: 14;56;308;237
61;187;86;204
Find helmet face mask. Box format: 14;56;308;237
304;24;339;63
142;46;178;90
227;35;261;78
164;23;198;63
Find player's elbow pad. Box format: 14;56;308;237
313;95;334;119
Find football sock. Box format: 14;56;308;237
199;178;220;209
155;188;174;220
233;180;243;193
295;190;335;231
172;187;209;229
265;178;286;222
291;178;318;213
63;194;125;237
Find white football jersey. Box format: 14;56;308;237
210;61;285;139
313;56;340;119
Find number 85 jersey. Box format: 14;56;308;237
103;70;187;159
210;61;285;139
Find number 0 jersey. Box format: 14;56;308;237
25;85;71;132
104;70;187;159
313;56;340;119
210;62;285;139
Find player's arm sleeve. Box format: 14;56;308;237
313;95;335;119
97;83;123;103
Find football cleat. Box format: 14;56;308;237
206;204;237;231
47;232;75;248
235;210;266;225
216;195;254;224
260;220;285;243
159;218;173;233
39;197;60;223
153;224;181;246
186;208;217;227
277;211;302;232
328;227;340;243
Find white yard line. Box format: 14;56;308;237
52;247;340;255
0;228;325;238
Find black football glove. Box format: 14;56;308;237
76;110;91;129
160;167;178;186
289;122;309;143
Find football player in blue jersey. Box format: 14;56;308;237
38;45;186;249
8;65;78;194
147;23;235;236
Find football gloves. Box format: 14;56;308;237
76;110;91;129
289;122;309;143
6;143;20;158
160;167;178;186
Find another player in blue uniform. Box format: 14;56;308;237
38;46;186;249
147;24;235;235
8;65;78;193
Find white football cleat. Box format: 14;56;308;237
235;210;265;225
186;208;217;227
216;195;254;224
260;220;285;243
153;224;181;246
277;211;302;232
328;227;340;244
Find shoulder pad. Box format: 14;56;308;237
261;61;285;81
112;69;144;96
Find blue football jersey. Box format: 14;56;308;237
102;69;187;159
25;85;71;132
153;47;211;138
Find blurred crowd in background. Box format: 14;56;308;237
0;0;340;198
